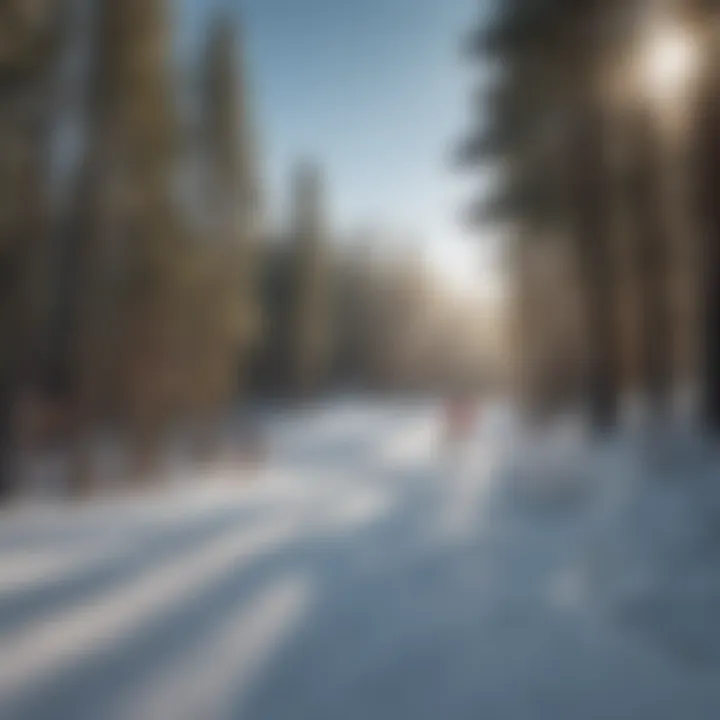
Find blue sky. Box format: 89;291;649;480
180;0;494;294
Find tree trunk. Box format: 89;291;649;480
0;382;18;500
570;97;619;432
693;48;720;431
628;104;673;416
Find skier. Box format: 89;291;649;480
442;392;478;453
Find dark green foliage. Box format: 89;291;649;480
461;0;624;428
0;0;66;498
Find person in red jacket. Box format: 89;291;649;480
442;393;478;451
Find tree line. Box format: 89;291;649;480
461;0;720;432
0;0;491;500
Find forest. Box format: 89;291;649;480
0;0;494;499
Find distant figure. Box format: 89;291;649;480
442;394;478;453
237;419;268;471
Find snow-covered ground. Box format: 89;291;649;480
2;400;720;720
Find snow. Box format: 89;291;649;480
1;400;720;719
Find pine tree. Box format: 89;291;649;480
207;16;261;396
70;0;182;485
690;3;720;430
288;163;332;400
188;14;262;455
0;1;66;498
625;99;674;416
461;0;626;430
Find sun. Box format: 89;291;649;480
642;24;699;105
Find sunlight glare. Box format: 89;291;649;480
642;25;699;105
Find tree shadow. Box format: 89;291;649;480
1;460;448;720
0;505;261;635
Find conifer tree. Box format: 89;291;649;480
288;163;332;399
0;1;66;498
189;14;262;454
71;0;182;484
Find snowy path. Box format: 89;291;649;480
1;401;720;719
